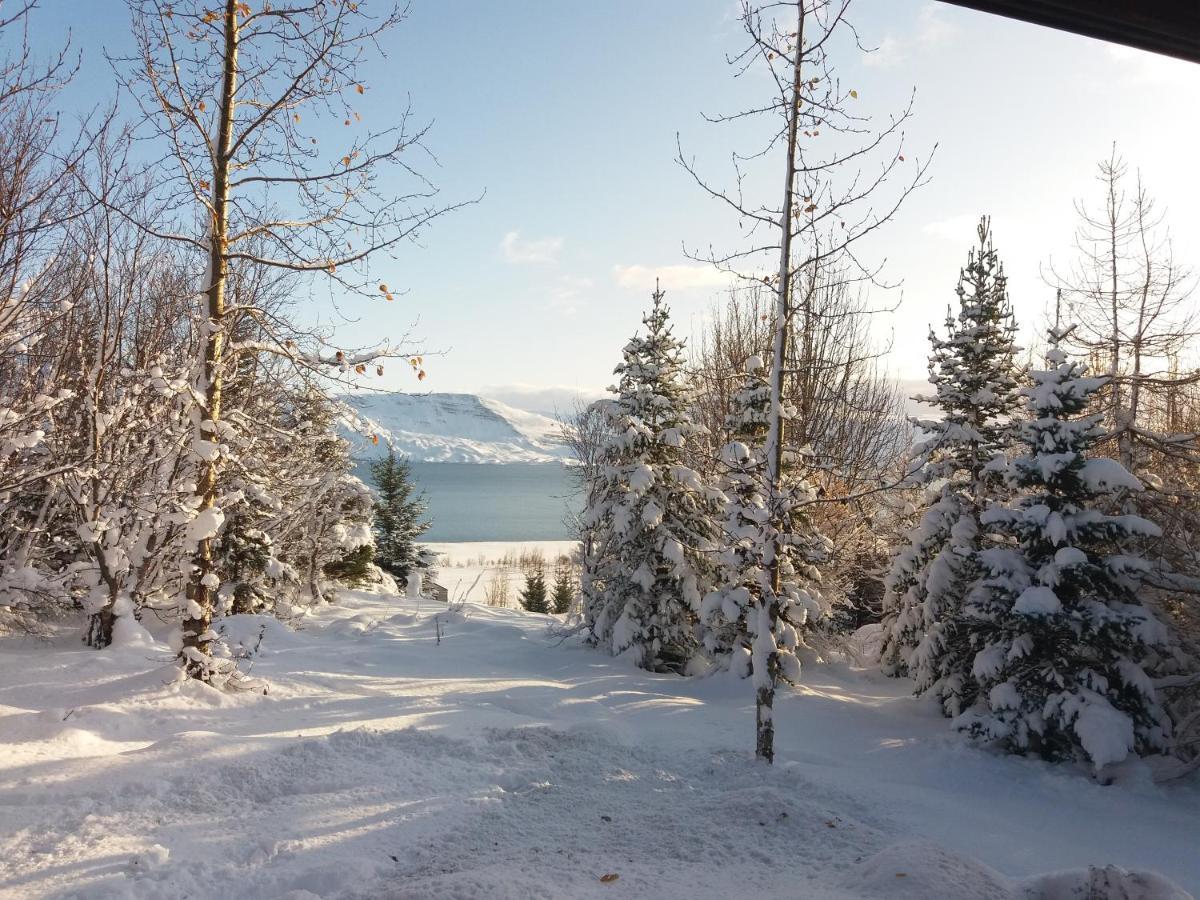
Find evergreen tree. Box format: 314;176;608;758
519;566;549;614
370;450;430;582
324;544;375;586
584;285;723;672
700;355;828;689
214;516;273;616
880;217;1023;718
550;564;575;615
957;329;1171;770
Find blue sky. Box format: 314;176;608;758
31;1;1200;413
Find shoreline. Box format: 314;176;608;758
424;539;579;565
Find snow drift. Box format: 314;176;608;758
1;586;1196;899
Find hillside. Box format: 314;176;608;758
338;392;570;464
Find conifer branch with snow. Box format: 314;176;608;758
956;329;1171;771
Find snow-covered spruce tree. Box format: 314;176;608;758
520;566;550;614
585;286;722;672
551;563;576;616
370;450;430;583
957;329;1171;770
880;217;1023;718
1047;153;1200;764
701;355;828;695
213;511;275;616
688;275;909;629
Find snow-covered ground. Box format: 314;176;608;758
1;588;1197;900
426;540;578;605
338;392;570;464
426;541;577;565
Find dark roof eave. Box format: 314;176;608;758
936;0;1200;65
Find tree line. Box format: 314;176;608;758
568;194;1199;774
565;0;1200;773
0;0;442;684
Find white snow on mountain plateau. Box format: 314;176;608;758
338;392;570;464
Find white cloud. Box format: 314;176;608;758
915;2;956;45
547;275;594;316
922;213;983;242
863;35;903;69
864;3;957;69
612;263;732;293
500;230;563;264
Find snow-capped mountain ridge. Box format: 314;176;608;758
339;391;568;464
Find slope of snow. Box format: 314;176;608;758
1;592;1196;899
477;397;564;445
338;392;570;464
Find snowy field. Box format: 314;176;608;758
425;540;578;605
2;586;1197;899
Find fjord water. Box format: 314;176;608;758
360;461;577;541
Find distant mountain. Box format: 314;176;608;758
338;392;570;464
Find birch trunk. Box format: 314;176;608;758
758;1;806;763
181;0;238;680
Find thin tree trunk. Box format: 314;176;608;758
756;683;775;762
1107;167;1123;449
13;491;55;568
1123;197;1154;476
758;1;806;763
308;538;323;603
181;0;238;681
86;606;115;649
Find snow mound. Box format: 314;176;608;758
849;623;884;663
126;843;171;876
339;391;569;464
844;841;1018;899
1025;865;1193;900
845;844;1195;900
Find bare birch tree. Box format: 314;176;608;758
1047;149;1199;476
679;0;931;761
113;0;466;681
0;1;96;631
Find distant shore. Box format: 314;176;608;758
424;539;579;605
424;539;579;563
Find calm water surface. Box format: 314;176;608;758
358;461;578;541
